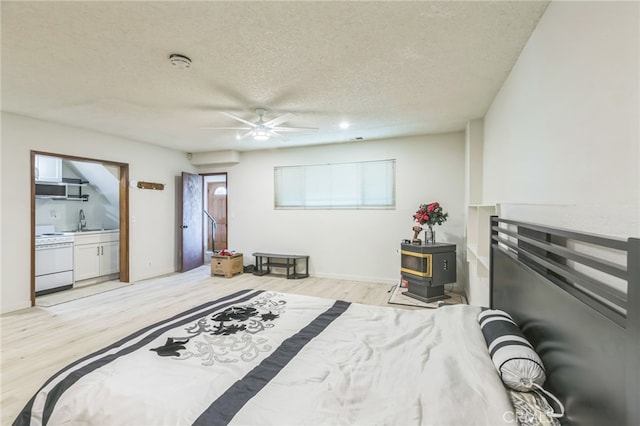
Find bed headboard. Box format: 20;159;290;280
489;216;639;426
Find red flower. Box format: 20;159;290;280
413;202;448;227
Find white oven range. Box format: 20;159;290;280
35;225;74;295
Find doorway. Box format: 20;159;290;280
30;151;130;306
203;173;228;257
179;172;227;271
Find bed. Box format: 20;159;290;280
489;217;639;426
13;217;639;426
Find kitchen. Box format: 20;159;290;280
34;154;121;297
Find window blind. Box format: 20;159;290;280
274;159;395;209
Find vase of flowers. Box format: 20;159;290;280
413;202;448;244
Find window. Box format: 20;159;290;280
274;159;395;209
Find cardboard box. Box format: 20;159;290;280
211;253;243;278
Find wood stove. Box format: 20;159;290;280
400;242;456;303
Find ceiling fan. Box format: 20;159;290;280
202;108;318;141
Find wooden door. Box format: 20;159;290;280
207;181;227;251
180;172;203;272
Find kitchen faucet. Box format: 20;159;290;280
78;209;86;231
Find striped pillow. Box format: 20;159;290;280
478;309;546;392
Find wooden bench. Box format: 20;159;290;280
252;252;309;279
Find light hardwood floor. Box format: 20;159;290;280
1;267;412;424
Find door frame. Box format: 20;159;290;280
30;150;130;306
202;173;228;254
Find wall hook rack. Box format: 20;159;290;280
137;181;165;191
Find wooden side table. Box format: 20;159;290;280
211;253;243;278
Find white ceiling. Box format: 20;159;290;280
1;1;549;153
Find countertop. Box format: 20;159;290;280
62;229;119;235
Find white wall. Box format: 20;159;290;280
198;133;466;285
1;112;196;313
483;1;639;238
465;118;484;206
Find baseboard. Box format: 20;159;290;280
311;272;396;285
133;269;177;283
1;300;32;314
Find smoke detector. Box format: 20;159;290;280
169;54;191;69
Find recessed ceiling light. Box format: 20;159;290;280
339;121;350;130
169;54;191;69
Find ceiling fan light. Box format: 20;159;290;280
252;129;270;141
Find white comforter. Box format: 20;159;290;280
16;289;513;426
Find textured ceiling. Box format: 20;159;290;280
1;1;548;153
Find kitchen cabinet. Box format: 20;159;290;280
74;243;101;281
74;231;119;285
100;240;119;275
35;155;63;182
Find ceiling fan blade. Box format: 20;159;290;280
267;130;289;141
220;111;257;127
200;126;252;130
263;113;296;128
271;126;319;132
238;131;254;140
